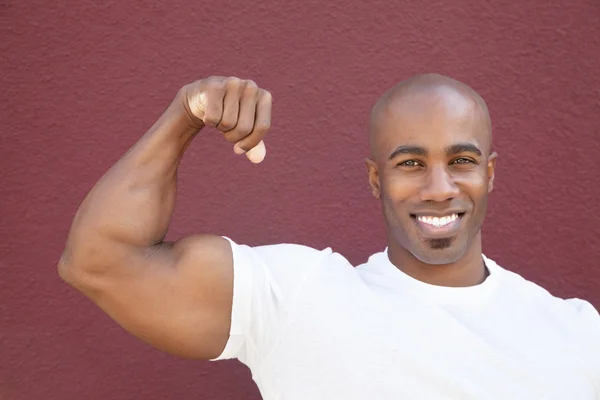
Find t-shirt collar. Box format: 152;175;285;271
366;249;502;306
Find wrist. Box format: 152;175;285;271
141;94;202;146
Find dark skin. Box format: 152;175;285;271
367;74;497;287
59;74;496;362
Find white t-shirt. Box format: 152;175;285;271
213;238;600;399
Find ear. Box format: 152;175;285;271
487;152;497;193
365;158;381;199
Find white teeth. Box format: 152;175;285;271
416;213;459;228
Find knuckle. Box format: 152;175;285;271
235;123;253;136
223;130;244;143
261;89;272;101
205;77;225;91
216;81;228;92
218;119;236;131
254;120;270;135
225;76;242;89
244;80;259;94
204;114;221;126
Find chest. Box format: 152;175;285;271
256;280;598;400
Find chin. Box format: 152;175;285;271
410;237;468;266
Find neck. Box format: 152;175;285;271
387;233;487;287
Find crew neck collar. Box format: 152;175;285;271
367;249;502;306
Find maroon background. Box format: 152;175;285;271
2;0;599;399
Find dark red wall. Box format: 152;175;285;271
2;1;599;399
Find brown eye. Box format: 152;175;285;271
399;160;421;167
451;158;474;165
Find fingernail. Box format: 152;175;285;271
246;141;266;163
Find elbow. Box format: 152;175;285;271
57;249;102;294
57;252;81;288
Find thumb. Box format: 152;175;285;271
234;140;266;164
188;92;208;122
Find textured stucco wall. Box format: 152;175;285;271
2;0;599;399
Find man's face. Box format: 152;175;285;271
367;88;496;265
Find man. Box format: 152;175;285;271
59;74;600;399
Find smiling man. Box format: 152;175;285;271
59;74;600;399
367;75;496;287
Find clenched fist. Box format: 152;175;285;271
179;76;272;163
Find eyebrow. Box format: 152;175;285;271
446;143;482;157
388;142;482;161
388;145;427;160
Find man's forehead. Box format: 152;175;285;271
374;84;482;130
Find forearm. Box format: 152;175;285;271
61;93;200;270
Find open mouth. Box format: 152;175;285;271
410;212;465;227
410;212;466;237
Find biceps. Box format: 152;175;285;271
88;235;234;359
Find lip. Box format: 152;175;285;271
410;212;465;238
411;210;466;218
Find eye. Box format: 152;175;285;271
398;160;422;167
451;157;475;165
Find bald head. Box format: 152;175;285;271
369;74;492;160
365;74;498;269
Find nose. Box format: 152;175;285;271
419;165;460;202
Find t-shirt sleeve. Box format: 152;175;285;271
565;298;600;373
211;236;330;367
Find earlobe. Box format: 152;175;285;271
365;159;381;199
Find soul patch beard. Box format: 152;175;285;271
426;237;454;250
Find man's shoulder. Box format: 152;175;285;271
225;236;328;255
253;242;332;259
225;238;359;305
488;255;599;322
225;237;354;276
489;256;565;300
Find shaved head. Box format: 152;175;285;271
369;74;492;160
